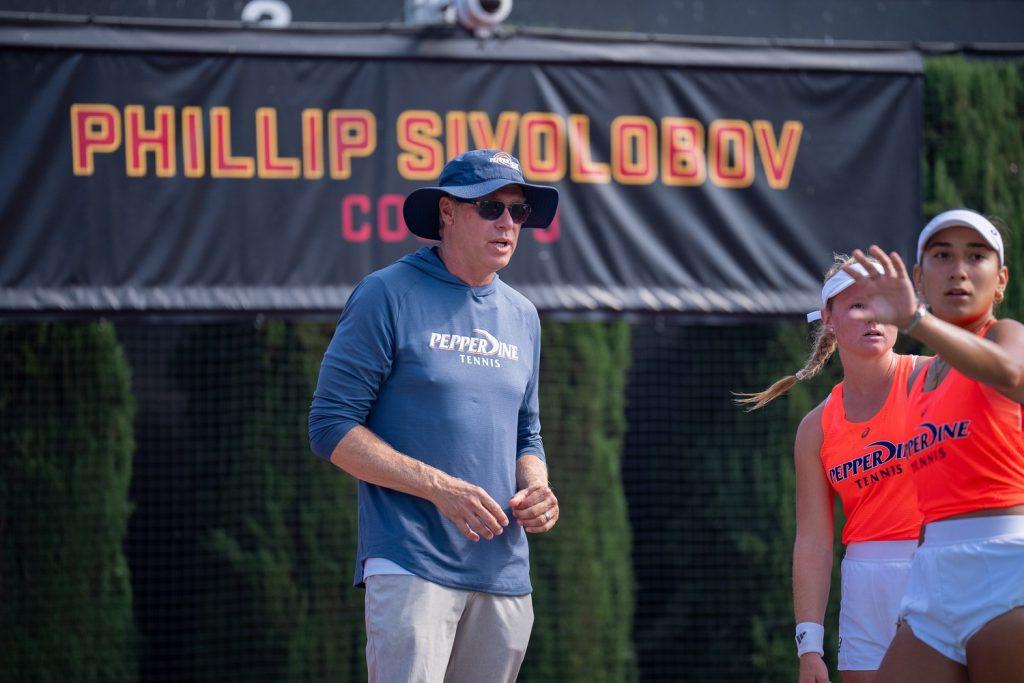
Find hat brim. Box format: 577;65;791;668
917;210;1004;264
403;179;559;240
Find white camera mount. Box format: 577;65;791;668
405;0;513;37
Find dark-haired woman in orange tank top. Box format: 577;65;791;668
845;209;1024;683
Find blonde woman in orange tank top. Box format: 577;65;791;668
844;209;1024;683
738;255;924;683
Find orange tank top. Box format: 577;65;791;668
820;354;923;544
906;321;1024;524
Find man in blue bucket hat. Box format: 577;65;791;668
309;149;560;681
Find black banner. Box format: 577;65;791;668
0;19;922;315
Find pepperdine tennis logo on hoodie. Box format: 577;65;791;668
428;328;519;368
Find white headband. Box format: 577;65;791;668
917;209;1004;265
806;262;884;323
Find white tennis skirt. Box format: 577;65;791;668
899;515;1024;665
838;539;916;671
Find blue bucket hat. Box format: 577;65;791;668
403;149;559;240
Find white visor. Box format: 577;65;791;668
917;209;1004;265
806;261;884;323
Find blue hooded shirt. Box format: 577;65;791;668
308;246;544;595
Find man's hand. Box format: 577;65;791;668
798;653;830;683
509;482;559;533
430;475;509;542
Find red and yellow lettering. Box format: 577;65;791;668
182;107;205;178
396;110;443;181
125;105;175;178
446;111;469;161
519;113;565;182
468;111;519;152
611;116;657;185
255;108;301;179
377;194;408;242
210;107;255;178
302;109;324;180
329;110;376;180
70;104;122;176
753;120;802;189
568;114;610;184
661;117;705;187
532;210;560;243
709;119;754;188
341;194;372;242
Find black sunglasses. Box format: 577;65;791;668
451;196;532;224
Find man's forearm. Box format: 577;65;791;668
332;425;511;542
329;425;448;503
516;454;548;490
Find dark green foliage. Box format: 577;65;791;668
176;322;364;682
737;324;845;681
923;57;1024;320
0;322;136;683
520;320;636;682
621;323;843;681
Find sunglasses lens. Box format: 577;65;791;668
508;203;531;224
467;199;532;223
476;201;505;221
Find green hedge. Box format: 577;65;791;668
175;322;365;681
923;57;1024;320
0;322;136;682
737;327;845;681
521;320;637;682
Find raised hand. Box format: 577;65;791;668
842;246;918;329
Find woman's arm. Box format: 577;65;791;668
911;315;1024;402
792;404;834;683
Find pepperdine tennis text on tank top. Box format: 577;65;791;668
829;420;971;484
819;354;922;543
907;321;1024;524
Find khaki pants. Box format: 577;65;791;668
364;574;534;683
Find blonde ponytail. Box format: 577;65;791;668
734;323;836;411
734;254;858;411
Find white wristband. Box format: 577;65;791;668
795;622;824;657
